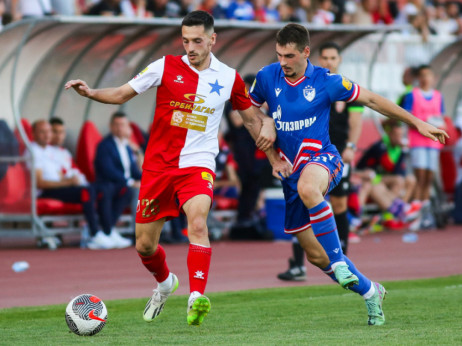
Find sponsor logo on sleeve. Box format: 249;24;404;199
342;76;352;91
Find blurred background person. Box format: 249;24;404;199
197;0;227;19
402;64;447;229
226;0;255;20
86;0;122;16
11;0;53;20
312;0;335;25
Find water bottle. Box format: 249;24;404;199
402;232;418;243
80;226;90;248
12;261;30;272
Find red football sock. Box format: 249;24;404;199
187;244;212;294
138;245;170;283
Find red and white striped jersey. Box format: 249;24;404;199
128;54;251;172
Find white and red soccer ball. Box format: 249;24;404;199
65;294;107;336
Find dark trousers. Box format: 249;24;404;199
40;185;99;234
96;182;132;236
454;182;462;224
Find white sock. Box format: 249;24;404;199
189;291;201;302
158;273;173;292
331;261;347;271
362;282;376;300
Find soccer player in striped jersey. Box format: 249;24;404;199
65;11;289;326
250;23;448;325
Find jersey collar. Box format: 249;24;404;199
280;59;314;86
181;53;220;72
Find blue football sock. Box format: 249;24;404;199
309;201;344;263
343;255;372;296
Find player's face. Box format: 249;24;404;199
182;25;216;71
388;126;403;146
276;43;310;81
34;121;52;147
319;48;341;73
51;124;66;147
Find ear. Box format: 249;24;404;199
210;32;217;47
304;46;310;58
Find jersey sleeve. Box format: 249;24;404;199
128;57;165;94
230;72;252;111
324;73;360;103
249;70;266;107
401;92;413;112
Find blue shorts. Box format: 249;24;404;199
282;152;343;234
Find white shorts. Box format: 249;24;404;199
410;147;440;172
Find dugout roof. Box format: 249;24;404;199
0;17;411;150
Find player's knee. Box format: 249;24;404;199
135;234;158;255
298;182;321;205
187;216;207;238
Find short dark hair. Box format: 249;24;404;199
49;117;64;126
111;111;127;123
319;42;341;55
276;23;310;52
417;64;432;75
182;10;214;33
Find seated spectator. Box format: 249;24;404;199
355;119;421;227
226;0;255;20
446;1;462;35
352;0;393;25
214;134;241;199
253;0;279;23
49;117;88;187
146;0;180;17
430;2;459;36
27;120;101;246
94;111;141;248
120;0;149;17
277;0;298;22
293;0;314;23
0;0;5;31
11;0;53;20
197;0;227;19
312;0;334;25
86;0;122;16
51;0;80;15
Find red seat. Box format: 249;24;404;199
37;198;83;215
440;116;459;195
214;196;239;210
14;118;33;155
130;121;147;148
76;121;102;183
0;163;30;213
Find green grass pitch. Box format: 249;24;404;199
1;275;461;345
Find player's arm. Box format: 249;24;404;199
36;169;79;189
64;80;138;105
238;106;276;151
343;106;363;164
356;87;449;144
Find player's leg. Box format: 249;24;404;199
137;219;179;322
277;237;307;281
182;194;212;326
297;164;358;288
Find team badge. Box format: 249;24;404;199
172;111;185;125
342;76;352;91
303;87;316;102
174;75;184;83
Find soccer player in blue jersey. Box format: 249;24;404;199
250;23;448;325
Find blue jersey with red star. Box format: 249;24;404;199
250;60;359;172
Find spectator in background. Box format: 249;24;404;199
253;0;279;22
197;0;227;19
214;132;241;199
277;0;298;22
51;0;80;15
453;116;462;224
227;0;255;20
293;0;314;23
49;117;88;187
0;0;5;31
146;0;180;17
397;66;417;108
312;0;335;24
352;0;393;25
93;111;141;248
430;2;459;36
27;120;100;247
446;1;462;35
11;0;53;20
86;0;122;16
402;64;446;229
120;0;149;17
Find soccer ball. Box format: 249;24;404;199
65;294;107;336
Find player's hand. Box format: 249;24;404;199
64;79;93;98
256;118;276;151
342;147;355;164
416;121;449;144
272;159;292;181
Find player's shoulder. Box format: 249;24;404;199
257;62;281;77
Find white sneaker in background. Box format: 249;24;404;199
109;229;132;248
87;231;115;250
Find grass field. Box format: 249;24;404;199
1;275;462;345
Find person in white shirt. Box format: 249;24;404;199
92;112;141;249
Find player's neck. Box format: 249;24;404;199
195;55;212;71
285;61;307;83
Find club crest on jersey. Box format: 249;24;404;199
303;87;316;102
174;75;184;83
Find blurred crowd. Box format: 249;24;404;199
1;0;462;35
